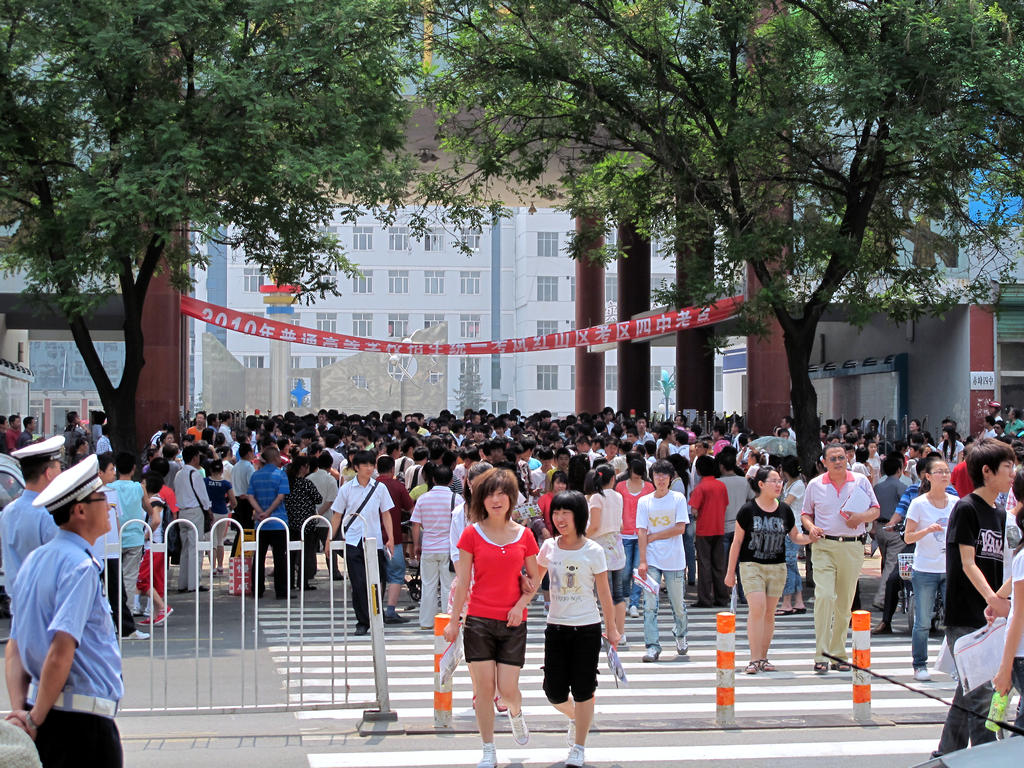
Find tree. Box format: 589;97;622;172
422;0;1024;472
453;360;485;413
0;0;417;452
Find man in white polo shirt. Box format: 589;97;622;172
801;444;879;674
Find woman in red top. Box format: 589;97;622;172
615;458;654;619
445;468;540;768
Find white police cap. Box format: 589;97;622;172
10;435;64;463
31;454;104;514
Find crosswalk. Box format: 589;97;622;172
254;598;952;742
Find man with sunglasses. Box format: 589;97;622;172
4;455;124;766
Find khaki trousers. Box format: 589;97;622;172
810;538;863;663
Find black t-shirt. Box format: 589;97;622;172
735;500;795;565
944;492;1004;628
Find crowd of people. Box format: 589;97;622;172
1;402;1024;767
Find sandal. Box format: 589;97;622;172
494;695;508;713
774;608;796;616
813;662;828;674
830;661;851;672
745;660;759;674
793;608;807;614
758;659;777;672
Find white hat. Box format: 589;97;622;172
10;435;64;464
0;719;41;768
31;454;104;514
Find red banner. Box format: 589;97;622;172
180;294;742;356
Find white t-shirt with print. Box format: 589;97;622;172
538;537;607;626
587;490;623;538
905;493;957;573
1007;549;1024;657
636;490;690;571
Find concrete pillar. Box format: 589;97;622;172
616;222;651;417
968;304;995;436
135;269;184;448
745;264;790;434
675;248;714;416
269;336;290;416
575;217;605;415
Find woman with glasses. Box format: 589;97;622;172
903;459;957;681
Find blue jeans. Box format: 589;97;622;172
642;566;688;652
783;536;802;596
911;570;945;669
683;524;696;585
619;537;642;608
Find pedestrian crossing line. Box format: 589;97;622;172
305;737;939;766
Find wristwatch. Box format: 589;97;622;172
25;711;39;732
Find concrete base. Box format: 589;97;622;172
358;709;405;736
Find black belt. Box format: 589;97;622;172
822;534;866;543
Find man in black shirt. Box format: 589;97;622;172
935;438;1014;757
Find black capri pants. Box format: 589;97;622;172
543;622;602;704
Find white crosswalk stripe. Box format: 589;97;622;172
254;600;950;730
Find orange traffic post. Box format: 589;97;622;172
433;613;453;728
851;610;871;721
716;611;736;726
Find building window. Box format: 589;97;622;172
424;270;445;295
317;356;337;368
243;268;264;293
352;272;373;294
424;313;445;329
460;271;481;295
537;231;559;258
537;365;558;391
424;228;444;252
536;320;558;336
352;375;368;390
606;227;618;247
461;357;480;376
351;226;373;251
569;365;575;390
569;276;576;302
460;228;482;250
315;312;337;334
650;366;662;391
388;269;409;294
388;313;409;338
428;371;443;384
537;276;559;302
352;313;373;337
290;356;302;369
605;273;617;300
460;314;482;338
605;365;617;391
389;226;410;251
242;355;265;369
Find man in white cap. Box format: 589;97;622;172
3;454;124;766
0;436;64;591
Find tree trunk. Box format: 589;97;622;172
782;321;821;479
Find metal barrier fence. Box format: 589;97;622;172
113;512;394;723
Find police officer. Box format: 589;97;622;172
4;455;124;767
0;436;64;591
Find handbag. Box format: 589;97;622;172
592;531;626;571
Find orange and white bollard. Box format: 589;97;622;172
716;611;736;726
851;609;871;721
433;613;453;728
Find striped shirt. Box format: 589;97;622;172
410;486;459;554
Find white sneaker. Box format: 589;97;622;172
567;719;576;747
477;743;497;768
675;636;688;655
618;634;629;650
566;744;586;767
913;667;931;682
628;605;639;618
508;708;530;745
125;630;150;640
642;647;660;663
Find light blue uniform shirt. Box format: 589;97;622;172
11;530;124;704
107;479;147;548
0;490;58;589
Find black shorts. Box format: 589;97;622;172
463;615;528;667
543;622;602;704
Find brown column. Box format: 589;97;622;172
745;264;790;434
135;269;185;449
575;217;605;415
675;245;714;416
617;222;651;417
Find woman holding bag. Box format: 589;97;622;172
584;464;627;645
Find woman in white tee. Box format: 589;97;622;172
993;472;1024;728
536;490;619;768
904;459;957;680
584;464;626;644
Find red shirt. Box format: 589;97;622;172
690;476;729;536
951;461;974;499
616;480;654;535
458;523;539;621
378;475;413;545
